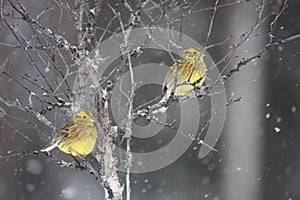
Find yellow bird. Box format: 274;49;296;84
162;47;207;101
41;110;97;157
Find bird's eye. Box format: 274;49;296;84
82;115;86;119
193;51;197;54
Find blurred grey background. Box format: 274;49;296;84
0;0;300;200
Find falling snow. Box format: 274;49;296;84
274;127;281;133
26;183;35;192
26;159;43;175
60;187;76;199
291;106;296;113
0;1;299;200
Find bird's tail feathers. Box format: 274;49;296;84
151;94;169;114
158;94;169;104
40;142;58;152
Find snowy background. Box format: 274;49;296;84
0;0;300;200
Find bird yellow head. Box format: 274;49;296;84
181;47;203;63
73;109;95;125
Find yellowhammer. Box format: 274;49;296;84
41;109;97;157
162;47;207;101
